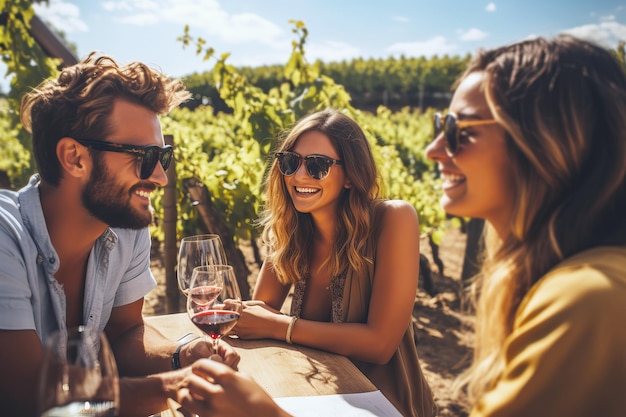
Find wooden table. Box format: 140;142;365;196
145;313;377;397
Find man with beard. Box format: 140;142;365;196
0;53;239;417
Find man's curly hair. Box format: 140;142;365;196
20;51;191;185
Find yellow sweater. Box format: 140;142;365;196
471;246;626;417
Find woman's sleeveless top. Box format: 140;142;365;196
290;204;436;417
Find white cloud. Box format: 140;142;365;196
486;2;496;12
600;15;616;22
221;13;284;44
458;28;489;41
101;0;286;47
563;21;626;49
101;2;133;12
117;12;160;25
33;0;88;32
102;0;160;11
387;36;458;58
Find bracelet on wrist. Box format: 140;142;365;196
285;316;298;344
171;333;200;370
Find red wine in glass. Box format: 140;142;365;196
187;265;242;352
192;310;240;341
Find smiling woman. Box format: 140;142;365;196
231;108;436;417
427;71;515;235
426;34;626;417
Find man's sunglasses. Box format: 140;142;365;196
275;151;344;180
75;139;173;179
433;113;497;156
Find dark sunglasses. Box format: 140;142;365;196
433;113;497;156
275;151;344;180
75;139;173;179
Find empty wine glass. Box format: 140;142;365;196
177;234;228;297
187;265;242;353
37;326;119;417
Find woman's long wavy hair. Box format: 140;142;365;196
20;51;191;186
457;35;626;401
259;109;381;285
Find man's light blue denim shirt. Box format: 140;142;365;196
0;174;157;344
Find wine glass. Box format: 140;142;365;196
187;265;243;353
37;326;119;417
177;234;228;297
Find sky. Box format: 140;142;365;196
6;0;626;87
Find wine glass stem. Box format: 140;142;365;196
212;338;219;355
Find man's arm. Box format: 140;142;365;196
106;298;237;371
105;298;240;416
106;298;196;416
105;298;175;375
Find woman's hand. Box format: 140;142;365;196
231;303;287;340
242;299;281;313
177;359;291;417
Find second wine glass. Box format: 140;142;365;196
37;326;119;417
177;234;227;296
187;265;242;353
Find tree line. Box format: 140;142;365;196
182;53;470;114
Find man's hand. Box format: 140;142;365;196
182;337;240;370
177;359;290;417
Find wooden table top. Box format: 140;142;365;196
144;312;377;397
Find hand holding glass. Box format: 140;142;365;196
177;234;227;296
37;326;119;417
187;265;242;353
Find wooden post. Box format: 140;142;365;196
163;134;179;313
461;218;485;284
182;177;252;299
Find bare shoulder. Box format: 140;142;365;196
375;200;420;257
379;199;418;217
377;199;419;230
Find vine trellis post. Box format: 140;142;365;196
163;134;180;312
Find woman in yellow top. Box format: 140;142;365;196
424;34;626;416
175;35;626;417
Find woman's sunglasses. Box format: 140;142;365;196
75;138;174;179
433;113;497;156
275;151;344;180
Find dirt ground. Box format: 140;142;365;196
143;228;474;417
414;229;473;416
